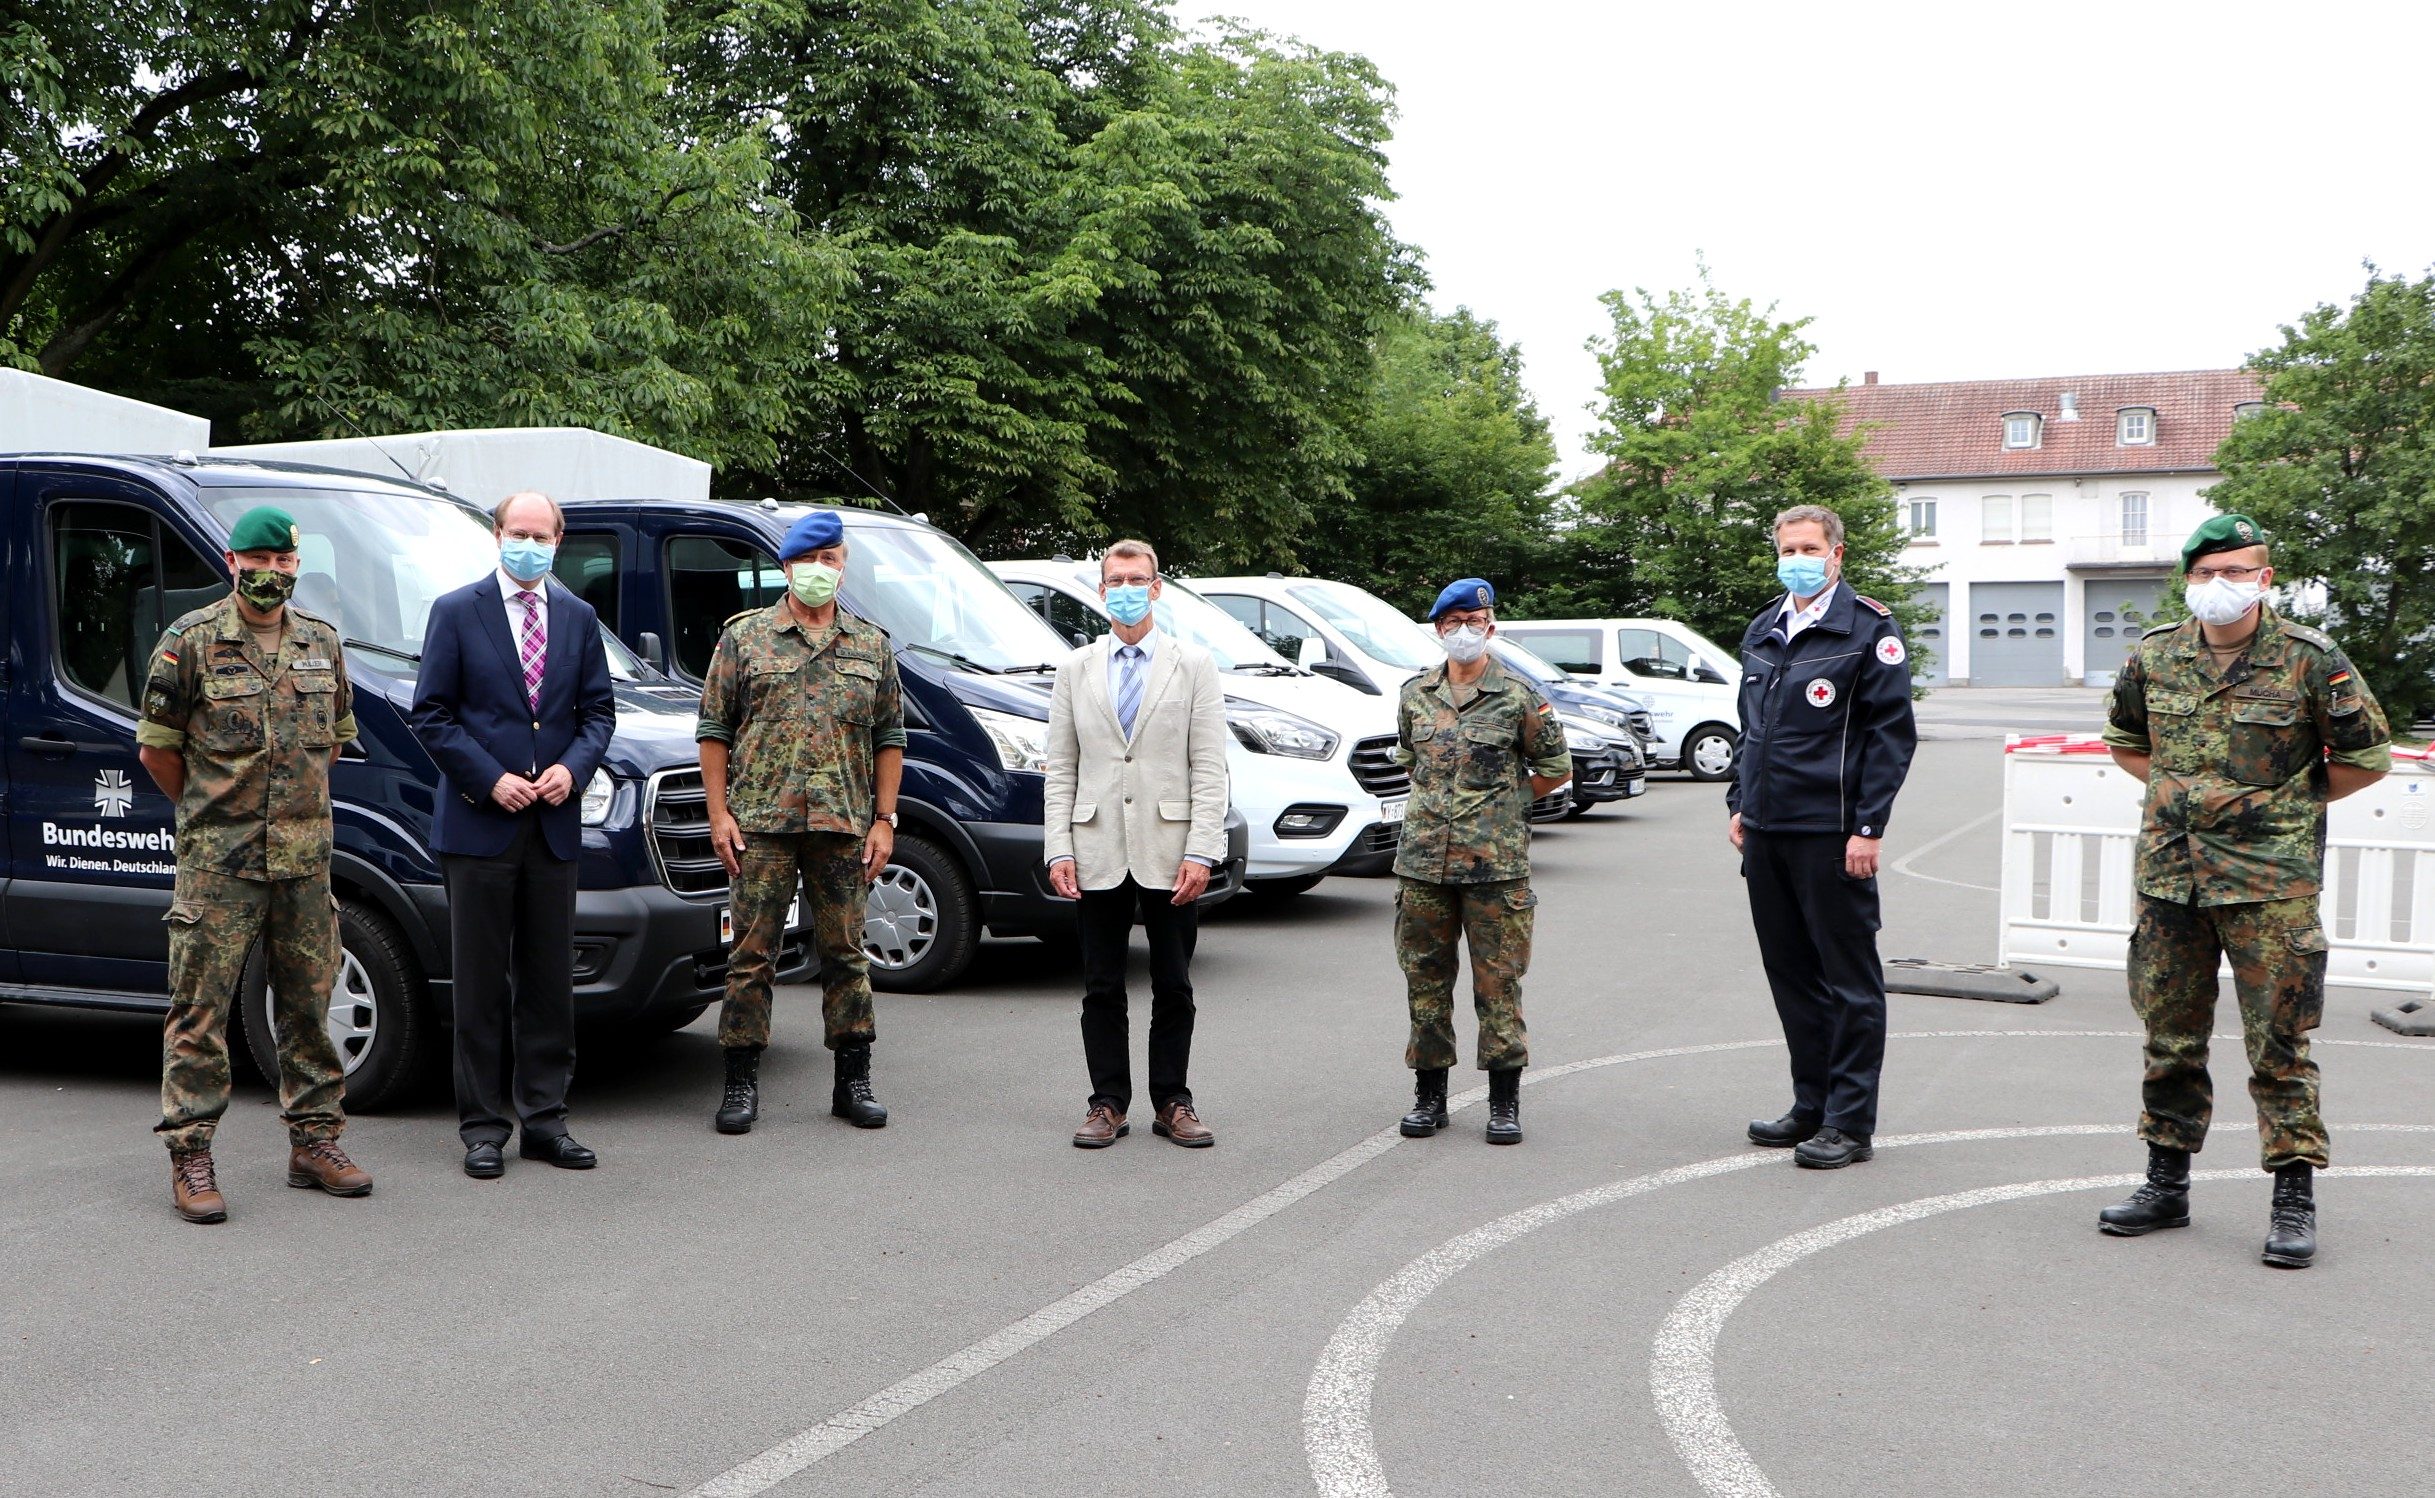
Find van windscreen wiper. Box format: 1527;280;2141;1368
344;637;420;665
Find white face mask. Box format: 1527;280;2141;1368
2185;575;2266;627
1441;624;1489;663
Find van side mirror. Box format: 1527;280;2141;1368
1296;637;1327;670
1693;664;1728;685
637;631;666;670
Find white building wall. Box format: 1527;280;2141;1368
1892;469;2221;684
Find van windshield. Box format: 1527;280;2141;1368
1289;581;1445;670
844;520;1067;672
199;485;497;666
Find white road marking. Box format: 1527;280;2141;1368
1653;1156;2435;1498
1886;807;2002;892
687;1031;2424;1496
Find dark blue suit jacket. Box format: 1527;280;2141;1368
409;574;618;860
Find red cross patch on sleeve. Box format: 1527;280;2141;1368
1876;636;1906;666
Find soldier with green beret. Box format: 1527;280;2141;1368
1390;578;1572;1146
135;504;375;1223
2097;512;2392;1267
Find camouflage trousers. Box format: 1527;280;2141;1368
1396;876;1534;1071
157;867;346;1152
719;831;874;1052
2129;893;2329;1171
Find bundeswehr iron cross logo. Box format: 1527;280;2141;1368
94;768;134;818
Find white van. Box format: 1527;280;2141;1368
1497;617;1743;781
991;560;1408;894
1191;574;1447;698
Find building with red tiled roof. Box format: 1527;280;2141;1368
1781;369;2264;686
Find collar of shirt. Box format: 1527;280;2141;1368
1775;585;1835;641
1108;627;1158;685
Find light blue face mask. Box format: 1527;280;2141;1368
1776;554;1830;599
500;537;556;584
1104;583;1153;627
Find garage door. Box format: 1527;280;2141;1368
1968;581;2065;686
2081;577;2168;688
1908;583;1950;686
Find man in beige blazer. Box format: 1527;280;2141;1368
1044;540;1231;1149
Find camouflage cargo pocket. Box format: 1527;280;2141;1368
1457;720;1518;790
200;676;266;752
292;672;339;747
2227;693;2305;788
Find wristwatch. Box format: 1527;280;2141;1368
875;811;899;828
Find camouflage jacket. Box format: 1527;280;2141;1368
2102;607;2392;905
1392;658;1572;883
134;595;358;881
696;602;907;835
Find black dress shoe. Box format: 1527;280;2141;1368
1748;1112;1822;1148
1793;1127;1874;1169
463;1142;505;1179
519;1133;597;1169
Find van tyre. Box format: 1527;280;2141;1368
1683;724;1739;782
241;896;424;1113
866;832;978;993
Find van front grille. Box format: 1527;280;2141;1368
1348;736;1410;797
648;768;728;897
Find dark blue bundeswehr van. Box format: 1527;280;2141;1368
552;498;1248;992
0;454;808;1107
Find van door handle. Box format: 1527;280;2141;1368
19;735;83;756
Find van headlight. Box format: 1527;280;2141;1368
972;707;1052;773
1227;704;1339;760
581;768;618;826
1578;704;1632;730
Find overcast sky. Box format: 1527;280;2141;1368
1190;1;2435;479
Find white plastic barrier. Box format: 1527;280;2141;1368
1999;735;2435;997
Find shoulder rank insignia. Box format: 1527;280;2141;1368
1855;594;1893;617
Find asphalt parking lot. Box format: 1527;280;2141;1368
6;688;2429;1497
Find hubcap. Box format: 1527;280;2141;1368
265;947;379;1077
1691;733;1735;776
863;864;939;972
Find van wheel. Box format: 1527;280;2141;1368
1563;798;1599;820
865;833;978;993
241;897;424;1113
1684;724;1739;782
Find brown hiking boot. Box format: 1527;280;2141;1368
1072;1103;1128;1149
287;1139;373;1197
170;1148;227;1224
1152;1097;1214;1148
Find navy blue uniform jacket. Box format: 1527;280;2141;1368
1726;582;1919;838
410;574;618;860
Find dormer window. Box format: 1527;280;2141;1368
2117;406;2156;445
2234;401;2266;421
2002;411;2041;449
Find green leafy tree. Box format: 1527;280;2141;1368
1546;265;1926;671
3;1;834;468
2209;267;2435;727
1307;303;1557;613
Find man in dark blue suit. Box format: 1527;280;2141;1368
410;491;618;1178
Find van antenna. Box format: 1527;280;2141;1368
298;387;421;487
812;444;913;517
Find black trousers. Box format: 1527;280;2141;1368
1742;827;1887;1136
1076;877;1198;1113
441;816;580;1146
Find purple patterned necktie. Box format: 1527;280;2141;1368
517;589;546;712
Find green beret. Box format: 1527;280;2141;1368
225;505;301;554
2180;512;2267;570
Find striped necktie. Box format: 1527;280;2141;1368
1115;644;1145;737
517;589;546;712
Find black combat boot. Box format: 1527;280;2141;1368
1400;1068;1450;1138
831;1043;888;1128
2097;1143;2191;1236
715;1046;762;1135
2262;1162;2317;1269
1485;1068;1523;1145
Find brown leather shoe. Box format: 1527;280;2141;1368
1072;1104;1128;1149
1152;1097;1214;1148
286;1139;373;1197
170;1148;227;1224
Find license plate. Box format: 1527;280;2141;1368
1381;797;1407;824
719;897;801;946
1626;779;1647;797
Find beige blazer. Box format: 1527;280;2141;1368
1042;631;1230;890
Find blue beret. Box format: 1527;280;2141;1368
778;509;845;561
1427;577;1496;621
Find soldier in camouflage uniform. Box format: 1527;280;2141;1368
134;505;375;1223
2098;513;2392;1268
696;509;907;1136
1392;578;1572;1145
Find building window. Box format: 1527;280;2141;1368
2117;407;2155;445
2020;494;2053;542
2120;492;2149;546
1906;497;1938;538
2002;412;2040;449
2234;401;2266;421
1982;494;2013;542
